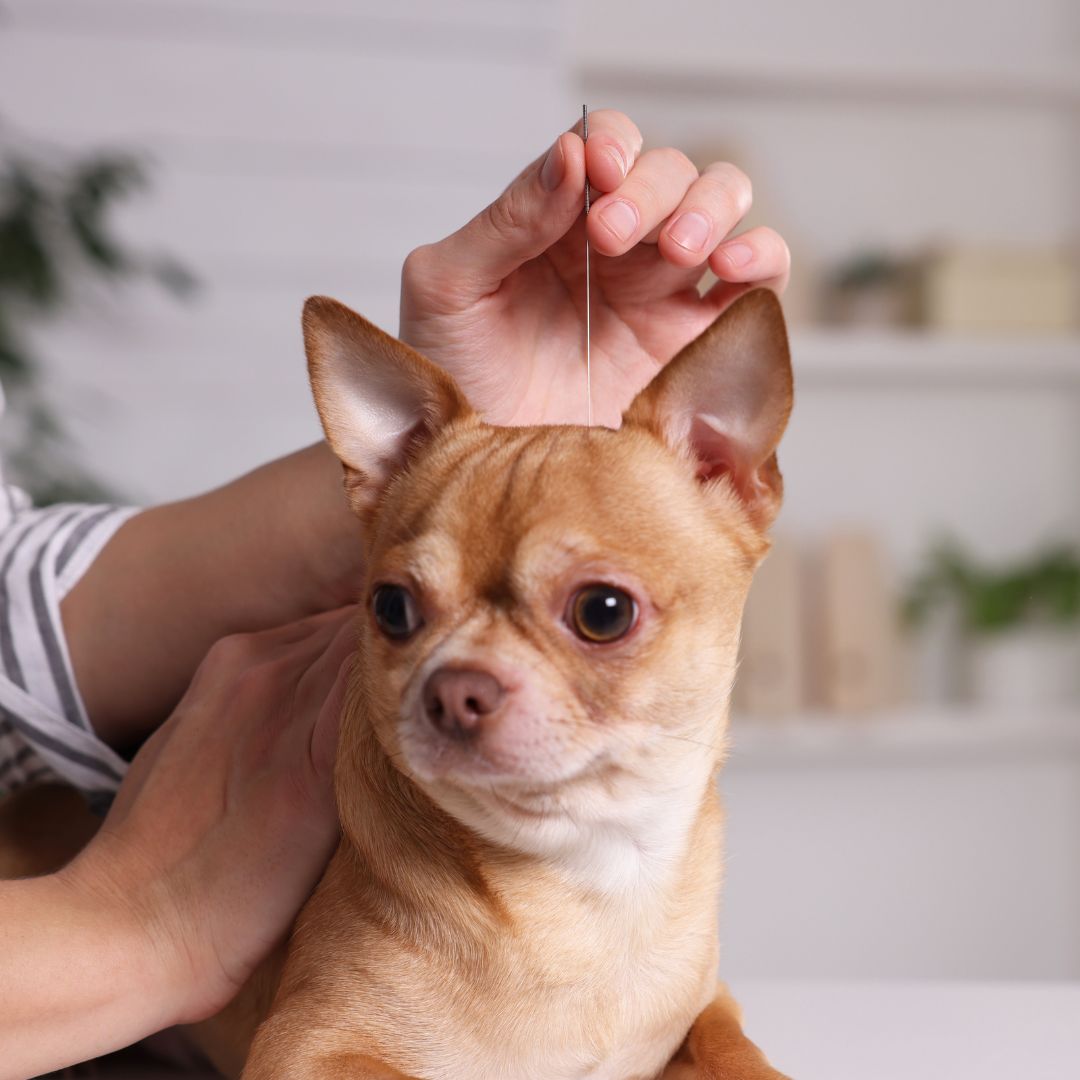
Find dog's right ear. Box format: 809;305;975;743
622;288;793;531
303;296;471;514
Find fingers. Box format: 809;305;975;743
656;161;753;266
403;129;586;306
401;110;646;308
700;223;792;315
701;226;792;318
191;606;355;695
402;108;790;329
571;108;644;193
588;148;789;297
293;614;358;720
251;604;355;656
708;225;792;293
308;656;353;785
589;147;699;256
284;615;357;798
278;623;356;827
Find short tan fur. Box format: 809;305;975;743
241;288;794;1080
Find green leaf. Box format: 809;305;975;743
63;153;149;275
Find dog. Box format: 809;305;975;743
235;286;794;1079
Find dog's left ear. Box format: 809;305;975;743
303;296;471;514
623;288;793;529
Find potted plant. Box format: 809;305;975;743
0;137;194;503
823;250;918;328
904;542;1080;710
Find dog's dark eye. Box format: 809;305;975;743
372;584;422;641
570;585;637;644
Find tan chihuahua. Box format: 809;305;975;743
237;287;794;1079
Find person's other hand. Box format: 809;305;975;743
62;607;356;1023
399;110;791;428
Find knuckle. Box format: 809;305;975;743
659;146;698;180
401;243;437;289
641;146;696;187
594;109;644;155
484;186;529;237
230;656;295;708
705;163;753;216
626;172;662;212
204;632;254;671
757;228;792;273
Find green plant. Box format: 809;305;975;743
0;142;195;503
829;251;908;291
904;540;1080;635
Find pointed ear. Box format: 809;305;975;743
303;296;471;514
623;288;793;529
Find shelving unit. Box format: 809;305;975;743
728;708;1080;768
575;1;1080;983
582;60;1080;111
790;331;1080;388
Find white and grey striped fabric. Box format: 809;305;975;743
0;395;135;802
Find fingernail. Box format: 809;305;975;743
718;241;754;269
604;145;628;179
598;199;638;242
668;211;711;254
540;139;564;192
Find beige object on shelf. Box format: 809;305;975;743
735;535;805;717
921;248;1078;334
820;530;899;714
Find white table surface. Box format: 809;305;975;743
734;980;1080;1080
44;980;1080;1078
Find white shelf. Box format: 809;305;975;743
789;330;1080;388
582;60;1080;110
727;707;1080;768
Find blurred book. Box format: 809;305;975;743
920;248;1078;334
819;530;899;714
736;536;805;717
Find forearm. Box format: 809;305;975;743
62;442;363;749
0;871;181;1080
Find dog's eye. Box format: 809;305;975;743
372;584;422;641
569;585;637;644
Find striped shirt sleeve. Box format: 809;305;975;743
0;393;137;799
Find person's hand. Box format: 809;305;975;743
62;606;356;1024
399;110;791;428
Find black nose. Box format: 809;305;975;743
423;667;505;741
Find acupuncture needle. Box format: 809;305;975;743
583;103;592;429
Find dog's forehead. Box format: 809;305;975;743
372;422;739;590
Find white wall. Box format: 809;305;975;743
4;0;1078;983
0;0;573;502
574;0;1079;76
721;746;1080;980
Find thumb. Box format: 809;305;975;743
407;131;586;306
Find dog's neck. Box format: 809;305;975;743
336;715;723;951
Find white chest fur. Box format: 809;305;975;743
393;853;721;1080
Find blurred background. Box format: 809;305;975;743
1;0;1078;990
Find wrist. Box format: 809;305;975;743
0;865;186;1078
58;840;195;1026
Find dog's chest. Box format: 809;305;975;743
386;903;717;1080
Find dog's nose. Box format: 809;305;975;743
422;668;505;740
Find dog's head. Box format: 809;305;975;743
304;291;791;869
